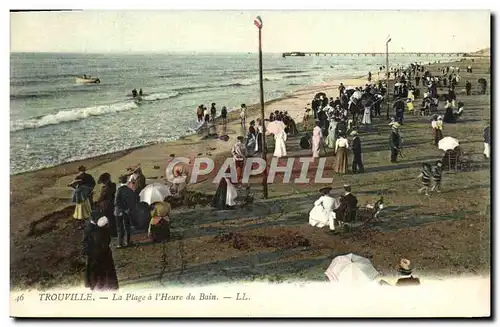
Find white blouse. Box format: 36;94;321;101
335;137;349;152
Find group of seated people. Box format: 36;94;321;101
308;184;359;232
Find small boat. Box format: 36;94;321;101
75;76;100;84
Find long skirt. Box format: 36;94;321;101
334;147;349;174
312;137;321;158
85;249;119;291
74;199;92;220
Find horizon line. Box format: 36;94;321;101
10;47;489;55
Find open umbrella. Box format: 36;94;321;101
266;120;286;135
345;86;356;90
352;91;363;100
139;183;172;205
324;253;379;283
438;136;460;152
315;92;327;98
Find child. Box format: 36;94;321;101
417;163;432;196
431;160;443;193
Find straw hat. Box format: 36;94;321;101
398;258;413;274
392;122;401;129
350;130;358;136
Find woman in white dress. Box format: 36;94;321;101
312;121;323;158
309;187;340;231
362;106;372;125
324;118;338;149
273;129;287;158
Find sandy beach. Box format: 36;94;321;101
10;56;490;290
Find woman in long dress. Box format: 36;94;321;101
96;173;117;237
309;187;340;231
362;106;372;125
211;168;238;210
82;216;119;291
334;133;349;174
312;121;323;158
70;176;93;227
273;129;287;158
324;118;338;149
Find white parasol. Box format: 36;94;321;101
345;86;356;90
324;253;379;283
438;137;460;152
139;183;172;205
352;91;363;100
266;120;286;135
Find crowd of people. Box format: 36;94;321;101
68;162;189;291
66;58;488;291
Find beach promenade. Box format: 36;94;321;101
10;57;491;290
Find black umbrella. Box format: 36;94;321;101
315;92;327;98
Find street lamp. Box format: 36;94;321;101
385;36;392;120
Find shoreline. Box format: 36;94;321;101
9;71;368;177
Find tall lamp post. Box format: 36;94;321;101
385;36;391;120
254;15;268;199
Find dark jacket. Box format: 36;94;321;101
81;172;96;190
389;131;401;149
72;185;93;204
396;276;421;286
343;193;358;210
114;184;137;216
352;136;362;155
484;126;490;144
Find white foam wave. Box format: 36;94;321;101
142;91;180;101
10;101;139;132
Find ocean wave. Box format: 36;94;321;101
284;74;312;79
142;92;180;101
10;101;139;132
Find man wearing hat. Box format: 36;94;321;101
389;123;402;163
350;130;364;173
395;258;421;286
114;175;137;248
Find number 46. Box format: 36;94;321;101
15;294;24;302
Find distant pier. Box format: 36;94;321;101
281;52;473;58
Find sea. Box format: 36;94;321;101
10;52;458;174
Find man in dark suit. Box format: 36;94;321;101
342;184;358;211
114;175;137;248
350;130;364;173
389;123;401;163
336;184;358;223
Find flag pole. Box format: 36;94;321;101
257;18;268;199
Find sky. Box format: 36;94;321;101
10;10;491;53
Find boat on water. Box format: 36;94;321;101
75;75;100;84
